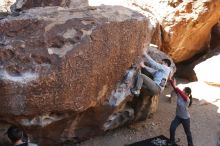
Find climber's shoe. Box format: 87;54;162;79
130;88;140;97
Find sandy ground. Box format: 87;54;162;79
78;79;220;146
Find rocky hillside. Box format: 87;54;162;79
0;0;220;146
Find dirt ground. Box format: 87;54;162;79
78;79;220;146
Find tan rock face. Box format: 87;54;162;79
175;20;220;82
130;0;220;62
0;5;155;145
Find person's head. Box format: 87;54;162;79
161;58;171;67
183;87;191;96
184;87;193;107
7;126;24;144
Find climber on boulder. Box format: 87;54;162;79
131;52;171;97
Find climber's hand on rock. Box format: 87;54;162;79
140;61;145;68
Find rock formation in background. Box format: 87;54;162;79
175;20;220;82
131;0;220;62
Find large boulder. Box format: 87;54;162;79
0;5;154;145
